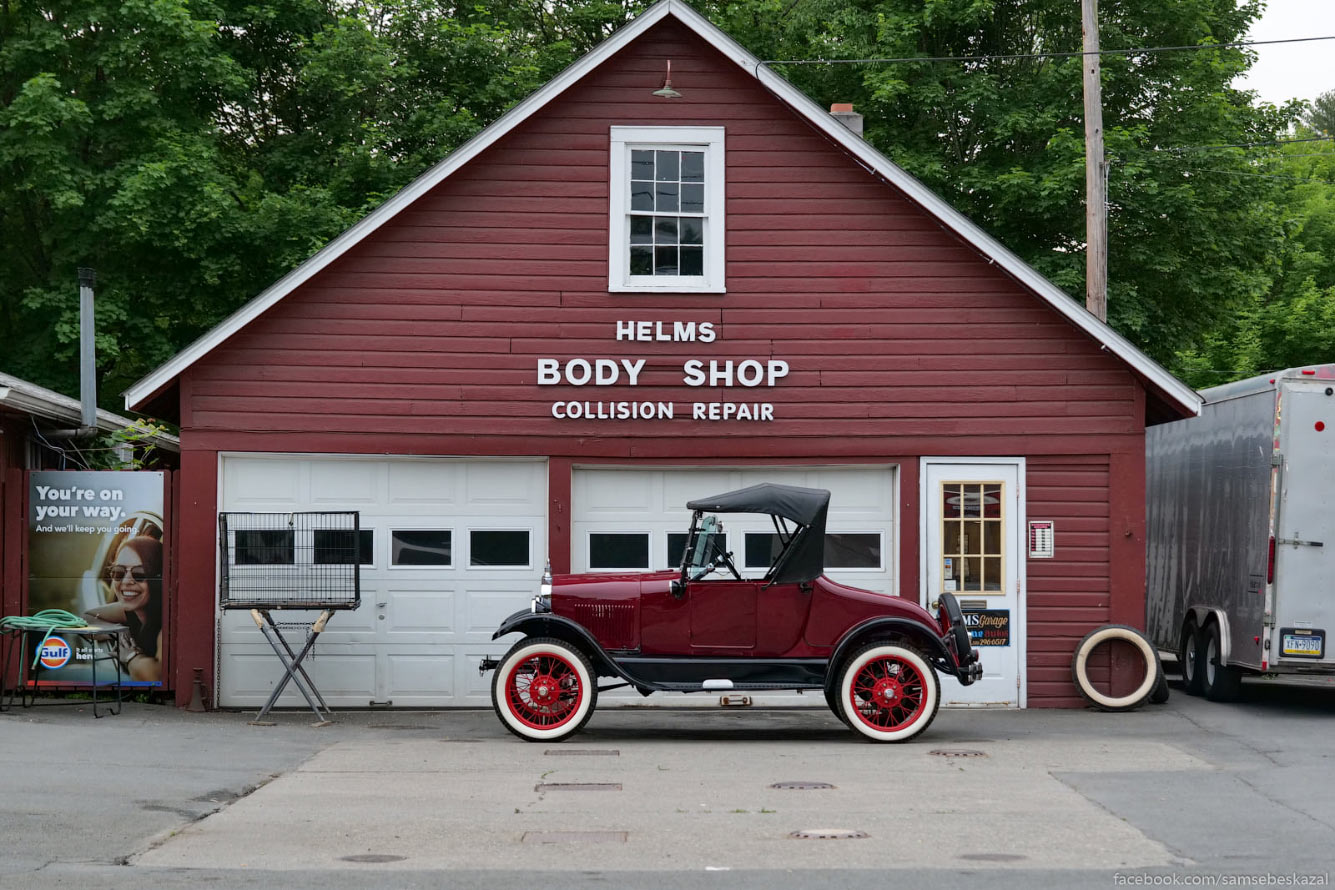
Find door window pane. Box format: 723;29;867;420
392;530;451;566
314;528;374;566
589;533;649;570
940;482;1004;594
470;530;530;567
235;529;293;565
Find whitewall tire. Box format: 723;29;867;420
838;641;940;743
1071;624;1157;712
492;637;597;742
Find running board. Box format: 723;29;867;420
654;681;824;693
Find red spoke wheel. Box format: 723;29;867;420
492;637;597;742
838;641;939;742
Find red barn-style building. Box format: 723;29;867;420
126;0;1199;710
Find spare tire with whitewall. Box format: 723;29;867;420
491;637;598;742
1149;650;1170;704
1071;624;1159;712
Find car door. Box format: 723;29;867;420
688;580;757;650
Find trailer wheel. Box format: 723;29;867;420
1179;622;1204;696
1149;648;1170;704
1071;624;1158;712
1200;621;1243;702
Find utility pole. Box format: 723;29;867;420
1082;0;1108;322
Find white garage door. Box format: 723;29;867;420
218;456;546;708
573;465;898;706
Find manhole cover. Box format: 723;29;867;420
958;853;1028;862
544;749;620;756
534;783;622;792
438;738;483;743
770;781;835;790
789;828;869;840
522;831;628;844
368;724;433;730
928;749;988;758
340;854;407;863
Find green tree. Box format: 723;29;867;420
1307;89;1335;136
702;0;1297;369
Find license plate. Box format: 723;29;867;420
1281;629;1325;658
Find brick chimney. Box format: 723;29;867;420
829;103;864;137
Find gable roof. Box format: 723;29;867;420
125;0;1200;419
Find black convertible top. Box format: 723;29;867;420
685;483;830;584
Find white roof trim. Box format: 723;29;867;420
1;372;180;450
126;0;1199;417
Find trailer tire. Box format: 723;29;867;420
1071;624;1158;712
1179;622;1204;696
1200;621;1243;702
1149;654;1170;704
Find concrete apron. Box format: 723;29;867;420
132;717;1207;872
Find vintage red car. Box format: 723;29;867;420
482;483;982;743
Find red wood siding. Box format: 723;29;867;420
174;19;1154;706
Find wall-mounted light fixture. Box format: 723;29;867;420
652;60;682;99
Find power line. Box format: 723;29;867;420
1187;168;1335;185
762;34;1335;66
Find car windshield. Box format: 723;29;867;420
685;515;726;580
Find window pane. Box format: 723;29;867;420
984;557;1002;591
963;520;982;555
825;533;880;569
314;528;374;565
681;151;704;182
983;522;1001;554
679;218;703;245
235;529;294;565
962;557;982;591
655;182;679;213
679;247;703;276
943;484;962;518
983;484;1002;518
470;530;529;567
630;215;653;244
392;530;451;566
654;246;678;275
631;150;654;180
655;150;679;181
654;217;678;244
667;533;690;568
962;484;982;518
630;246;653;275
681;183;704;213
589;533;649;569
745;532;783;568
631;181;654;211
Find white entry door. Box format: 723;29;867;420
921;459;1025;707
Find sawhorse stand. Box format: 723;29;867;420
249;609;334;726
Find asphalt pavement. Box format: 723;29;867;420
2;677;1334;889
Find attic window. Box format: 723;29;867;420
609;126;725;293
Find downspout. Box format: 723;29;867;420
45;267;101;438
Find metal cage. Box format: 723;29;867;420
218;512;361;610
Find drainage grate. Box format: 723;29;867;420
769;781;835;790
340;854;407;863
535;783;622;792
522;831;628;844
928;749;988;758
544;749;620;756
958;853;1028;862
789;828;869;840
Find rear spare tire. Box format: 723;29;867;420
1071;624;1157;712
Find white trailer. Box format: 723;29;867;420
1147;365;1335;700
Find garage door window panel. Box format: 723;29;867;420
470;530;531;568
589;532;650;570
391;529;452;567
743;531;883;572
314;528;375;567
234;529;294;566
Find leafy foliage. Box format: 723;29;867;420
1;0;1331;404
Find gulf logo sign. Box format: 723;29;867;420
38;636;72;670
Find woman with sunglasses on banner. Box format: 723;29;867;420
86;536;163;682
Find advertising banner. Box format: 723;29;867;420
27;471;166;687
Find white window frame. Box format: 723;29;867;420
608;125;725;294
388;528;454;569
586;530;653;571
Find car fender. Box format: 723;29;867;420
824;617;956;696
493;611;649;692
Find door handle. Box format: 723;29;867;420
1277;539;1323;547
376;601;388;607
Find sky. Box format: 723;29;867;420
1234;0;1335;106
